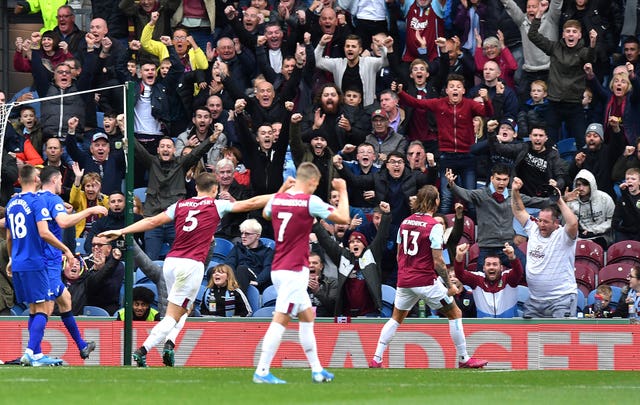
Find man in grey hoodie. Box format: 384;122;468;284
564;169;615;249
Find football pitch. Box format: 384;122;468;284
1;367;636;404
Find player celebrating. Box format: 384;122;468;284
39;166;108;359
6;165;75;366
100;172;291;367
253;162;350;384
370;185;488;369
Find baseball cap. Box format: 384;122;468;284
371;109;389;120
92;132;109;142
499;117;517;132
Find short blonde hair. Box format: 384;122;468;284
82;172;102;187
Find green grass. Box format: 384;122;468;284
0;367;637;404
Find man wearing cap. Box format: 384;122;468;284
65;116;126;194
569;122;627;199
364;109;408;166
312;202;392;316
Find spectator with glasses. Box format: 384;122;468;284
225;219;275;292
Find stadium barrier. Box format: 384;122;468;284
1;317;638;370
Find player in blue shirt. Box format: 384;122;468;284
6;165;75;366
39;166;108;359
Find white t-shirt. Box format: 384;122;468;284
525;219;577;300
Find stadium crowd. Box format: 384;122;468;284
0;0;639;321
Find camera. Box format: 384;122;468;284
112;237;127;251
535;184;560;203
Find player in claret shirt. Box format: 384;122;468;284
369;185;488;369
253;163;350;384
101;172;292;367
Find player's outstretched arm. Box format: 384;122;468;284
325;178;350;224
56;205;109;229
99;212;172;241
232;177;296;213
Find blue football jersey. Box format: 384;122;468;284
38;190;67;268
5;192;47;272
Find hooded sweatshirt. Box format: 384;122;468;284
567;169;615;245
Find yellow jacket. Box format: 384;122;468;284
24;0;68;33
69;184;109;237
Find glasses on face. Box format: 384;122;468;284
628;274;637;280
56;70;71;76
387;159;404;165
173;36;187;41
57;14;73;19
92;243;110;248
241;231;257;236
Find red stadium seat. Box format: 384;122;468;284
606;241;640;266
598;263;635;288
575;239;605;273
445;214;475;245
574;264;596;297
468;243;479;265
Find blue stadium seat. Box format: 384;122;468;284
253;306;275;317
577;289;586;312
83;306;111;317
212;238;234;260
246;285;260;312
259;237;276;249
381;284;396;317
261;285;277;307
159;242;171;259
557;138;577;162
516;285;530;317
134;187;147;204
75;237;87;255
135;282;159;307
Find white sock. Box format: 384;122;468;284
373;318;400;362
255;322;286;376
165;313;188;345
143;316;177;352
449;318;469;363
299;322;322;372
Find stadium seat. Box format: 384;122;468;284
134;187;147;204
556;138;577;162
575;240;604;273
212;238;234;261
9;308;18;316
381;284;396;317
259;237;276;249
468;243;479;265
194;284;208;310
516;285;530;316
246;285;260;312
587;286;623;310
261;285;277;307
75;237;87;255
253;306;275;317
444;214;475;244
577;289;586;313
135;282;159;307
574;264;596;297
83;306;111;317
606;241;640;266
21;308;31;316
598;263;635;288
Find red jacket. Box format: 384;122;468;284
398;91;493;154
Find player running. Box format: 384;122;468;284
253;162;350;384
370;185;488;369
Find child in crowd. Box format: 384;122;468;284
200;264;252;317
584;284;614;318
517;80;550;139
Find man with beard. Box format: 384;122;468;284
82;191;144;254
300;84;365;153
175;106;228;166
65;117;126;194
314;34;389;107
116;286;160;321
289;113;338;202
312;202;392;317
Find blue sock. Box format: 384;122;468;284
60;311;87;350
28;313;48;355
